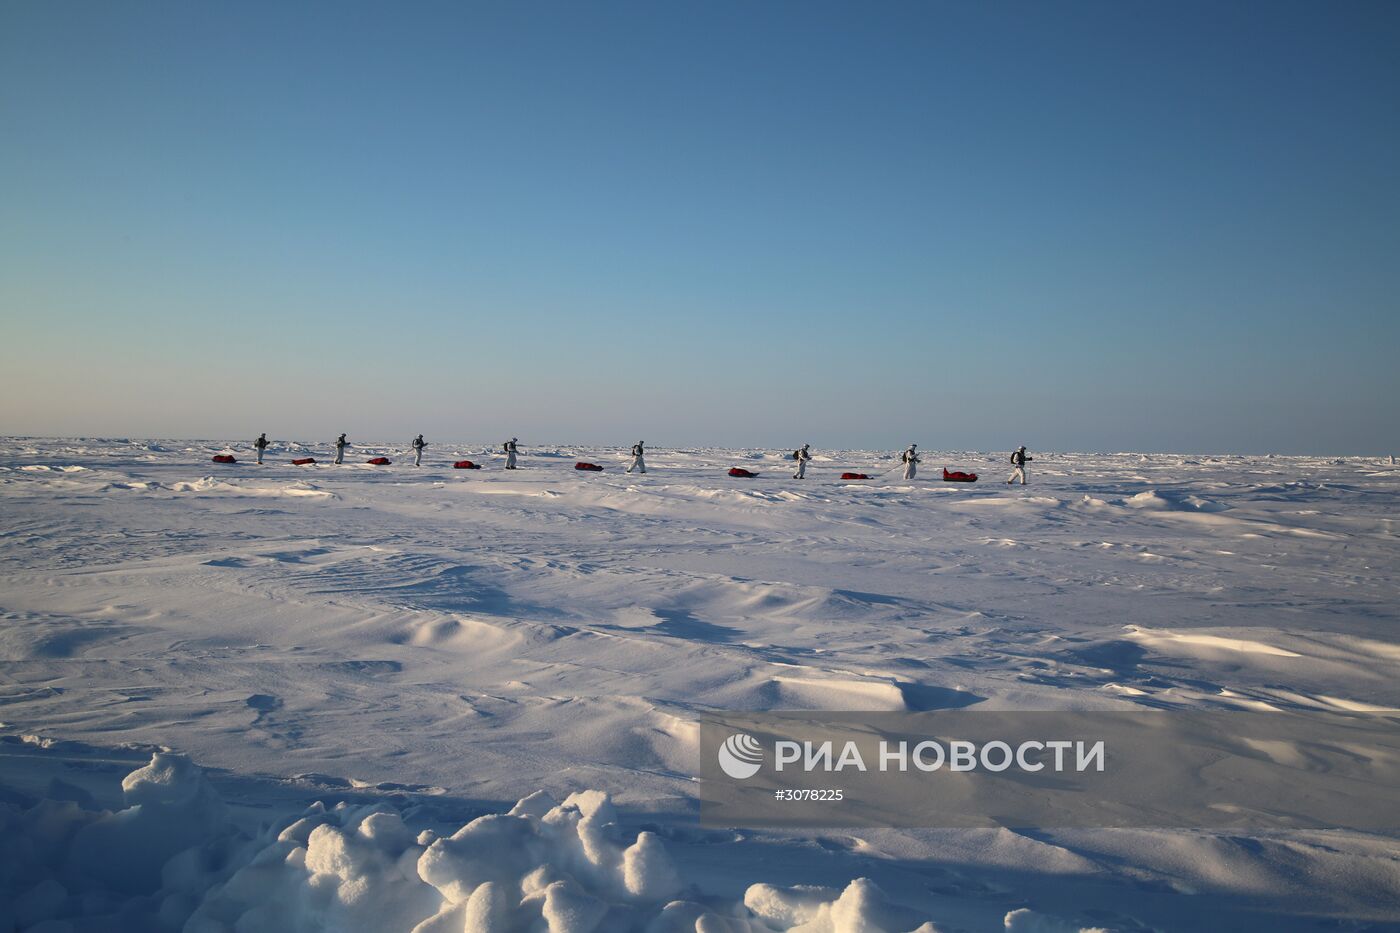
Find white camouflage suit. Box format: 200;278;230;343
793;445;811;479
1008;447;1032;485
627;443;646;474
902;445;919;480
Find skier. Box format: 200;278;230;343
1007;445;1033;485
334;433;348;465
254;432;269;465
901;444;920;480
627;441;647;474
412;434;426;467
503;438;518;470
793;443;811;479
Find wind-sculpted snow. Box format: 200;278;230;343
2;438;1399;930
0;751;978;932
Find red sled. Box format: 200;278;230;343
728;467;758;478
366;457;391;465
574;462;604;471
291;457;316;466
841;472;870;480
212;454;236;464
453;460;481;469
943;468;978;482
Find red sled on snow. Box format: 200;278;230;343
366;457;391;465
728;467;758;478
574;462;604;471
841;472;870;480
291;457;316;466
943;468;978;482
212;454;236;464
453;460;481;469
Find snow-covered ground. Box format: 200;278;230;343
2;438;1398;932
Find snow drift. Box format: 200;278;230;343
0;752;948;933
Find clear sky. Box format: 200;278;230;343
2;1;1397;453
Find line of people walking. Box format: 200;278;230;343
245;434;1037;484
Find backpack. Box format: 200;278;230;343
793;449;801;460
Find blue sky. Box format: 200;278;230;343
2;0;1397;453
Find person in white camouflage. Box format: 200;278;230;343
793;444;811;479
901;444;920;480
1007;446;1033;485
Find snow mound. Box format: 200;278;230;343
744;878;937;931
1003;907;1110;932
1126;625;1302;658
169;477;334;498
1;752;939;932
1122;490;1226;512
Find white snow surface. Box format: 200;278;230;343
1;438;1398;932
